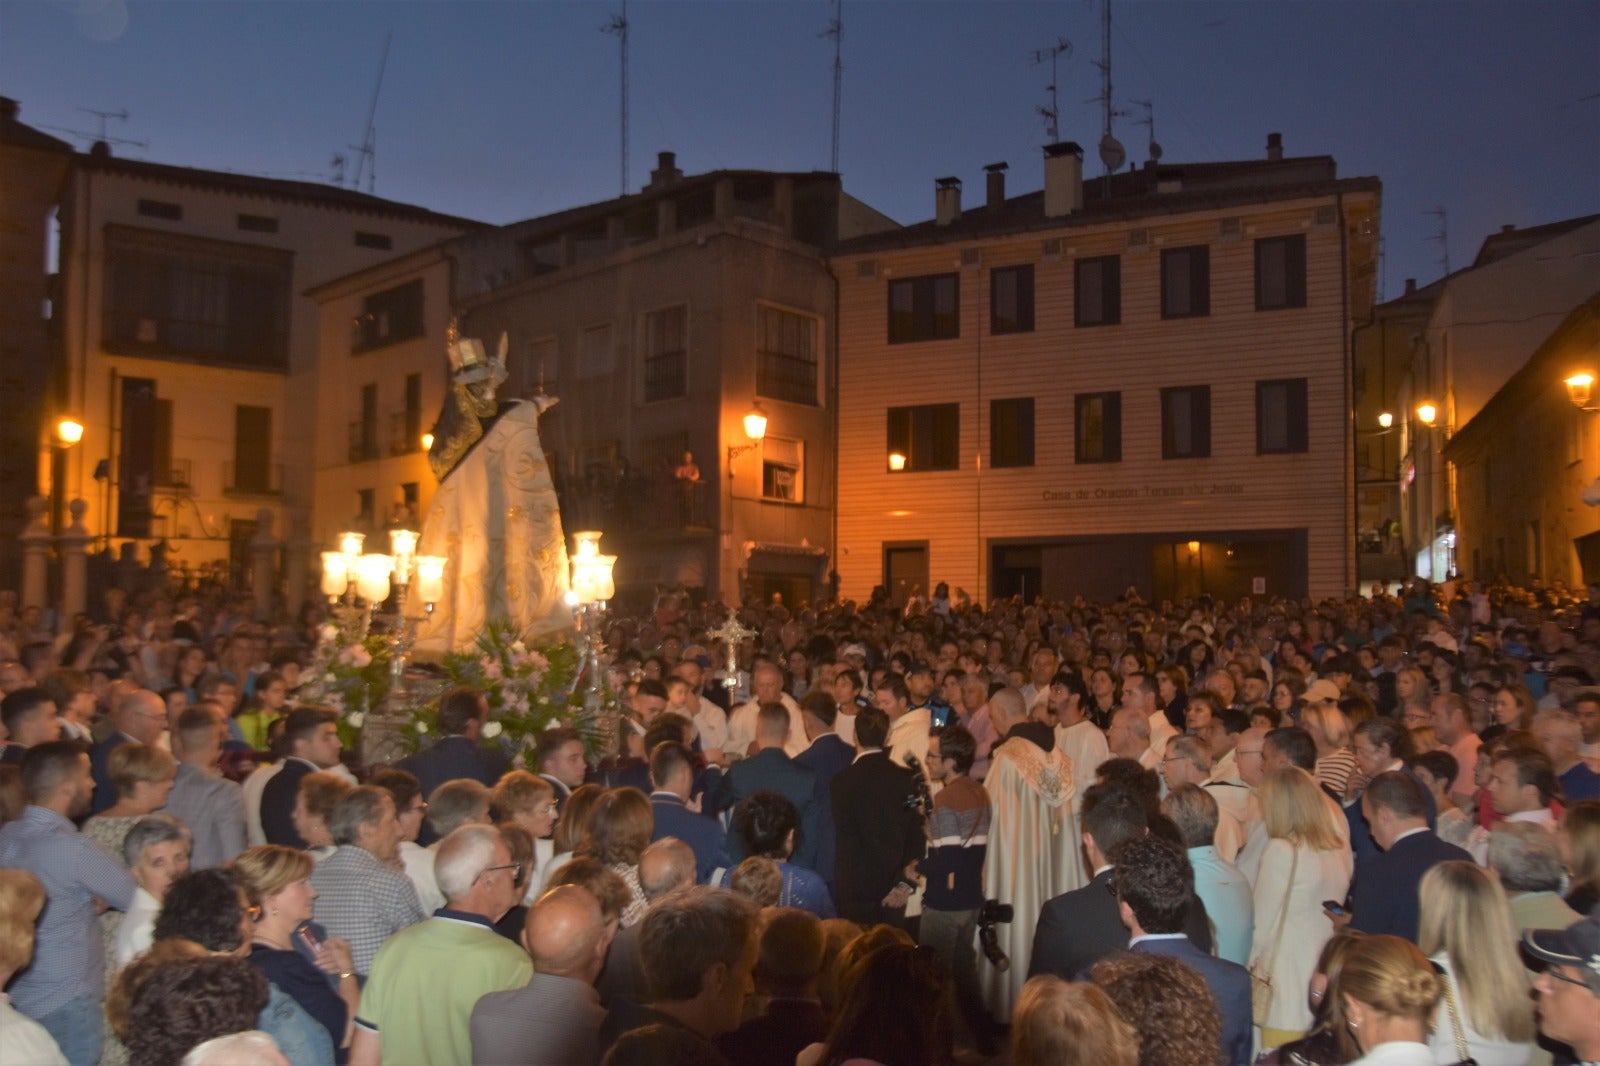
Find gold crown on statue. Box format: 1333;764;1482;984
446;316;509;386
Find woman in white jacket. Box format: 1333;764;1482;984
1248;768;1354;1049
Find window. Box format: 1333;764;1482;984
641;305;687;402
153;398;178;487
887;404;960;472
756;305;819;405
1255;235;1307;310
1161;386;1211;459
1075;255;1121;327
356;488;375;524
231;405;273;494
400;482;419;525
103;226;291;369
579;325;614;378
397;373;422;454
887;274;959;343
1075;392;1123;463
237;214;278;234
1256;378;1309;453
761;437;804;503
354;231;393;250
525;336;557;394
350;383;378;462
352;279;424;353
990;266;1034;334
1161;245;1210;319
990;398;1035;467
137;199;182;221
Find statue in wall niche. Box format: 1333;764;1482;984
412;319;571;655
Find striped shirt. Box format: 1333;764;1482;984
0;806;135;1016
309;845;426;976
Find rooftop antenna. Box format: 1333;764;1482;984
822;0;842;172
1029;36;1072;143
1425;207;1450;275
348;32;391;193
1090;0;1126;183
1130;98;1161;162
603;0;629;195
43;108;148;151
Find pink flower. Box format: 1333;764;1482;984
338;645;372;668
483;660;503;680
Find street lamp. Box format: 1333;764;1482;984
1565;373;1597;411
1415;402;1438;428
1377;411;1394;429
888;451;907;472
569;530;619;751
56;419;84;445
727;402;768;470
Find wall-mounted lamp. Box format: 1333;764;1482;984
1415;402;1438;428
887;451;907;472
727;402;768;470
1187;539;1201;554
421;432;435;451
1565;373;1597;411
1377;411;1394;429
56;418;84;446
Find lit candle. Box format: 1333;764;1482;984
389;528;418;584
414;555;446;604
338;531;365;557
320;551;351;598
594;554;617;601
355;553;393;604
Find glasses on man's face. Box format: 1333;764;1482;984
479;862;523;882
1542;966;1594;992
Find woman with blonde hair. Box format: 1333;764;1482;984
1249;768;1354;1049
1394;667;1431;724
1338;935;1441;1066
0;869;66;1065
86;743;178;861
1301;705;1357;796
231;844;358;1056
1417;861;1534;1065
1011;976;1138;1066
491;769;557;896
1491;683;1538;737
1560;800;1600;918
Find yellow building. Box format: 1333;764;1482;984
830;137;1380;603
51;144;476;590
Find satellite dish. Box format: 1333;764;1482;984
1099;134;1126;172
1148;140;1163;161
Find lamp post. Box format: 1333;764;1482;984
1566;372;1597;412
50;417;83;536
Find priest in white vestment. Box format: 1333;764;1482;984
1045;672;1110;894
979;687;1075;1022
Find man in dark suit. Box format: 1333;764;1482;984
708;702;821;868
259;707;344;847
648;740;730;883
1030;783;1213;980
533;726;589;815
829;705;924;928
1346;717;1436;868
90;688;166;811
1346;770;1472;943
793;689;853;892
1115;835;1252;1066
397;687;508;797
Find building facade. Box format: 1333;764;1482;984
831;138;1380;604
51;145;475;595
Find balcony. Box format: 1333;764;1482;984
156;458;193;491
348;420;380;463
223;460;282;496
559;473;711;537
389;411;423;456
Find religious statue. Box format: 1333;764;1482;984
410;319;572;655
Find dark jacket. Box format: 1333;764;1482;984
1029;867;1214;981
793;733;855;890
90;731;134;813
260;757;316;849
1349;829;1472;942
708;747;821;869
830;750;924;924
650;792;731;883
1132;936;1253;1065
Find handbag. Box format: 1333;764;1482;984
1250;844;1300;1027
1438;967;1480;1066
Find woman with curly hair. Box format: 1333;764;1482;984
1088;950;1220;1066
715;791;835;917
576;788;653;926
124;955;268;1066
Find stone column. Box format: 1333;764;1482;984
19;496;51;612
250;507;282;622
58;499;91;620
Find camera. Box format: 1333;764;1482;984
977;899;1013;971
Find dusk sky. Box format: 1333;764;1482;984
2;0;1595;298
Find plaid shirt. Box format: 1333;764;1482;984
310;844;426;975
0;806;135;1016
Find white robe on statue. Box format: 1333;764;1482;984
979;732;1075;1022
413;398;572;654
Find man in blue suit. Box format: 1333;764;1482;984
793;689;854;891
706;702;820;868
1347;770;1471;943
1114;834;1252;1066
397;687;508;845
1345;717;1435;869
647;740;729;883
90;689;165;812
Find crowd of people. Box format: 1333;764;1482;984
2;574;1600;1065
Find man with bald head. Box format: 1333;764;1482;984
725;661;806;759
471;885;613;1065
598;836;698;1050
90;688;166;813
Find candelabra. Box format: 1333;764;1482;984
318;529;445;696
567;531;618;753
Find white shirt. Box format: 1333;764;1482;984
0;995;67;1066
690;695;728;753
114;886;162;967
726;693;806;759
401;839;444;914
1470;807;1555;866
887;708;933;777
241;759;284;847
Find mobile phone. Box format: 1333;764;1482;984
1322;900;1348;916
295;925;323;953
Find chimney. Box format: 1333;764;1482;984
1266;132;1283;161
1404;278;1416;295
935;176;962;226
984;162;1008;210
648;151;682;191
1042;141;1084;218
1501;224;1516;234
0;97;17;124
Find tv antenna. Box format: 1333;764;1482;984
822;0;842;173
1029;36;1072;143
345;32;391;193
1425;207;1450;275
603;0;629;196
42;107;147;151
1090;0;1126;178
1130;98;1161;162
